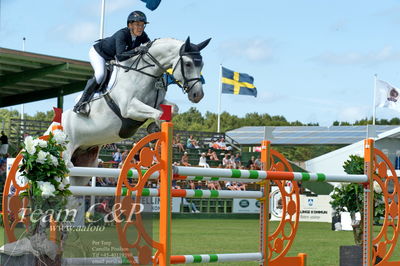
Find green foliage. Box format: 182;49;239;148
171;107;315;132
332;117;400;126
330;154;385;246
18;131;72;234
342;155;364;174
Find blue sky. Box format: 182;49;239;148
1;0;400;126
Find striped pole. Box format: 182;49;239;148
69;186;263;198
69;166;368;183
171;253;262;264
63;253;262;265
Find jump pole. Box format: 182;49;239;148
69;166;369;183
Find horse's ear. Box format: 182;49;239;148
197;38;211;51
184;37;191;52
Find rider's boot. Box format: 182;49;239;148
73;77;99;116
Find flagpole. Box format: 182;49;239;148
217;64;222;133
372;74;377;125
100;0;106;39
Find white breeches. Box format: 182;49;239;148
89;46;106;84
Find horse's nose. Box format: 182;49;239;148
191;90;204;103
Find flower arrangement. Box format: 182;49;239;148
19;129;72;234
330;155;385;246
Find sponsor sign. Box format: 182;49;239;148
234;187;333;223
232;198;261;213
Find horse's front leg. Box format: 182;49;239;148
122;98;163;122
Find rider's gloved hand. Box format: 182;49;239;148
135;45;148;54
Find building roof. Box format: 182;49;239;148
226;125;400;145
0;47;93;107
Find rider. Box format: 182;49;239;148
73;10;151;115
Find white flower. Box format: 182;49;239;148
36;150;49;164
54;176;66;190
373;181;382;194
53;130;67;145
33;139;47;148
37;181;56;198
50;155;59;167
63;176;70;185
24;136;37;155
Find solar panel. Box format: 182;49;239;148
226;125;400;145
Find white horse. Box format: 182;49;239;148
61;37;210;185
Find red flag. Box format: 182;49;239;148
159;104;172;121
52;107;63;123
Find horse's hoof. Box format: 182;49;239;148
146;122;160;134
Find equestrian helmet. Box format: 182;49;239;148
127;11;148;25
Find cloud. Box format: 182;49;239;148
106;0;138;14
310;46;400;66
219;38;275;63
337;106;368;122
54;22;98;44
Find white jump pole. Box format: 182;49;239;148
69;186;263;199
69;166;368;183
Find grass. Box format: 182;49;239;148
1;219;399;265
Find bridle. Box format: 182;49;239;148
111;40;203;94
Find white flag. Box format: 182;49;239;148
375;79;400;112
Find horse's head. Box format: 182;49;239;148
171;37;211;103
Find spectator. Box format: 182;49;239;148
229;155;237;169
96;177;107;186
246;156;255;169
254;157;262;170
112;148;122;163
173;134;185;152
216;138;226;150
182;198;200;213
225;181;237;190
186;135;200;149
0;131;8;157
195;181;203;189
121;149;129;160
237;182;246;191
207;181;221;190
181;152;191;166
198;152;210;168
206;149;219;161
172;180;181;189
210;139;220;149
222;154;230;167
234;153;241;168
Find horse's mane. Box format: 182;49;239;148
151;37;183;46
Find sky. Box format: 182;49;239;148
1;0;400;126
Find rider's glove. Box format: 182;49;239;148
134;45;148;54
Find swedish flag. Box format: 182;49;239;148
221;66;257;97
